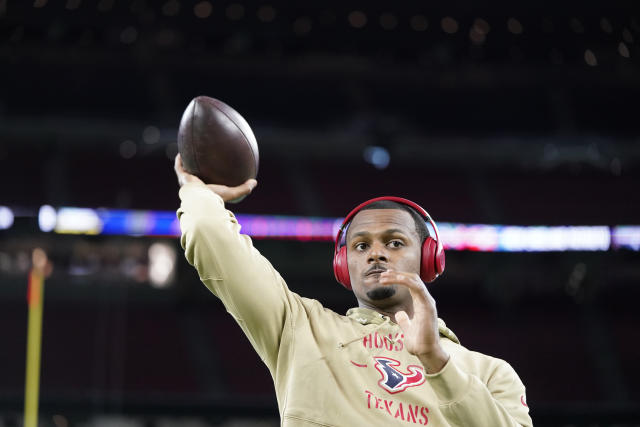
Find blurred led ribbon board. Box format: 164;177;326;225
0;206;15;230
38;206;640;252
611;226;640;251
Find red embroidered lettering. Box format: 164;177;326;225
363;390;429;426
395;333;404;351
363;334;372;348
384;399;394;416
394;402;405;420
365;390;374;409
362;334;405;352
420;407;429;425
407;404;418;423
374;332;384;348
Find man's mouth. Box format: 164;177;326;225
365;266;388;277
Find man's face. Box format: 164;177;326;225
346;208;422;309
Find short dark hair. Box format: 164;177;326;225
356;200;429;244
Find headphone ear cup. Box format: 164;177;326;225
435;241;445;276
420;237;438;283
333;246;351;289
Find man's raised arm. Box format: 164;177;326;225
174;154;295;371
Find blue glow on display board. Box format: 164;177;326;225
35;206;640;252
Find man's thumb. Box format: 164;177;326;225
395;310;411;331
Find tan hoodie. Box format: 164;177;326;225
178;182;532;427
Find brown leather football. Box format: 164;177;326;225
177;96;259;187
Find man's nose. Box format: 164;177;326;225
368;241;388;263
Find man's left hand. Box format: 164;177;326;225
379;270;450;374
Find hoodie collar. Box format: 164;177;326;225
346;307;460;345
346;307;390;325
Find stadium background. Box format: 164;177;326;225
1;1;639;426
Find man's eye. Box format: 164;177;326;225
388;240;403;248
355;242;368;251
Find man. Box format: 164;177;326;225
174;154;532;426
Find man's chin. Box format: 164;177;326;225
366;286;396;301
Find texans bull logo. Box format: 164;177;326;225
374;357;426;394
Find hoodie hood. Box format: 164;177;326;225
346;307;460;345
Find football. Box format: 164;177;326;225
177;96;259;188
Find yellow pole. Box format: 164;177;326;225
24;249;48;427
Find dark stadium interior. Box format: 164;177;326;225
1;1;640;426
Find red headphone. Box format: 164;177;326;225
333;196;445;290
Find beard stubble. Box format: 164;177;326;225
366;286;396;300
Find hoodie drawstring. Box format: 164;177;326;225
338;316;394;349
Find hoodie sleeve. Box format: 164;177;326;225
425;355;532;427
177;182;296;371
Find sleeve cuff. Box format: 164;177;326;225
178;182;224;205
425;357;472;404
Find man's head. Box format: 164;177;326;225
333;197;445;297
358;200;429;243
342;200;429;310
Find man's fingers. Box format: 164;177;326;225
394;310;411;332
379;270;432;304
227;179;258;198
174;151;257;200
244;179;258;191
174;153;183;173
174;153;209;187
225;187;247;200
224;179;257;204
174;153;190;187
206;179;258;202
379;270;423;291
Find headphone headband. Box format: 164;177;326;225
335;196;440;248
332;196;445;288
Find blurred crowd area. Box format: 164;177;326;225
0;236;176;287
1;0;640;425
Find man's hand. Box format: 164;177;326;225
174;154;257;203
379;270;450;374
